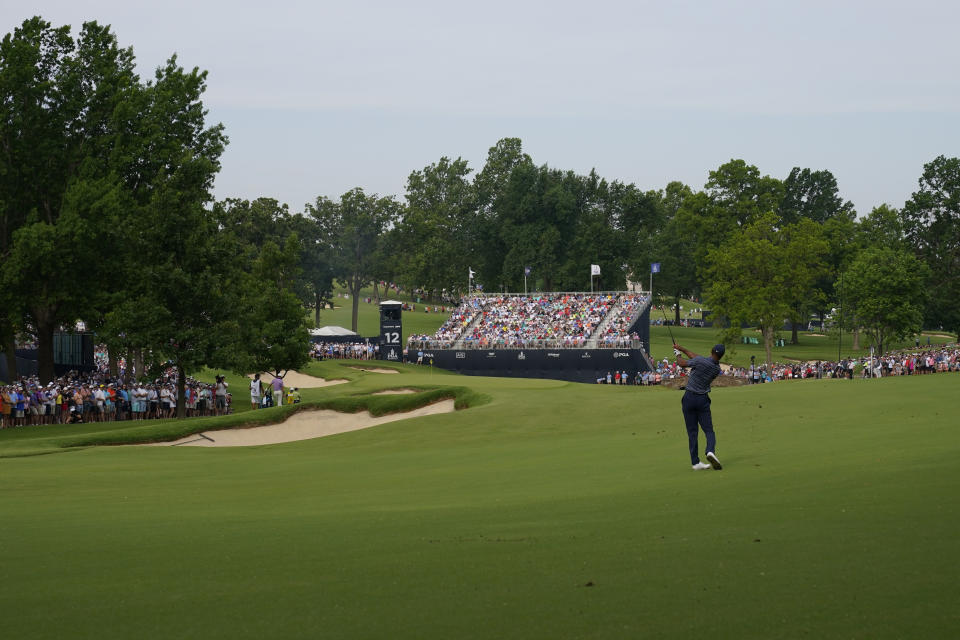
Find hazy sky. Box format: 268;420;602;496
13;0;960;214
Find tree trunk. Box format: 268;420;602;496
791;306;800;344
314;291;321;327
108;349;118;378
373;281;380;303
3;336;17;382
350;280;361;333
35;315;56;385
133;349;144;381
175;362;187;419
763;324;774;366
852;328;860;351
674;293;681;325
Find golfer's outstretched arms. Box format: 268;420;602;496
673;342;695;367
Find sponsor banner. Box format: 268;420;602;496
429;348;652;384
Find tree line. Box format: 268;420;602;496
0;18;310;413
3;18;958;393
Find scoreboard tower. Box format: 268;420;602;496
379;300;403;361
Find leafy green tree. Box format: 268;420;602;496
213;198;292;251
473;138;534;283
704;212;827;364
287;212;336;326
841;247;929;354
809;214;859;329
307;189;400;332
780;167;854;224
776;167;856;330
92;49;238;416
0;18;139;382
234;235;310;377
106;153;234;418
397;156;477;298
559;170;630;291
704;159;784;233
4;176;126;380
475;138;533;217
664;160;784;319
780;218;830;343
901;155;960;338
858;204;905;250
618;181;668;283
649;182;703;322
207;198;310;375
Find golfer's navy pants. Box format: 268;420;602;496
681;391;716;465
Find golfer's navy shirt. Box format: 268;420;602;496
685;356;721;394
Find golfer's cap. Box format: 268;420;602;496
712;344;726;357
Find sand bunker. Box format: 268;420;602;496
249;370;347;388
153;400;455;447
349;367;399;374
372;389;418;395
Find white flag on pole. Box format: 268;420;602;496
590;264;601;276
469;268;475;279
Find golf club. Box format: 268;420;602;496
660;300;680;355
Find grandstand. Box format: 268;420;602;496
407;292;654;383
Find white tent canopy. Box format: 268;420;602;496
309;325;359;337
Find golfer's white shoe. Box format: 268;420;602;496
692;461;712;470
706;452;723;470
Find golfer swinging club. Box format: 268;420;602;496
673;341;725;471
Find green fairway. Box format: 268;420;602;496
1;366;958;639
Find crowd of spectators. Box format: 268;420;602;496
727;345;960;383
591;343;960;387
424;296;487;344
309;341;378;360
597;295;648;347
408;293;648;350
1;370;232;429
